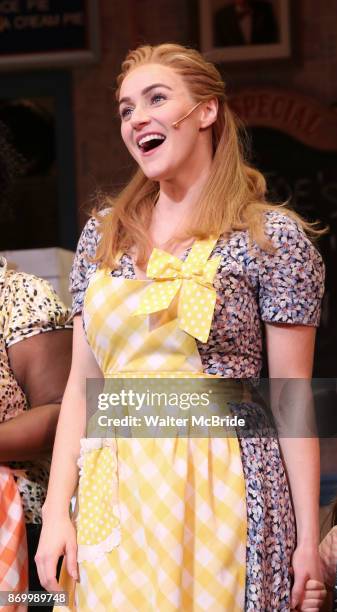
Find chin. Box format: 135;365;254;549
139;164;172;182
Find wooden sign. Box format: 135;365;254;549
230;88;337;150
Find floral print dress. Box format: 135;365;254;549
69;210;324;611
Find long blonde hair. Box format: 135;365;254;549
93;43;321;269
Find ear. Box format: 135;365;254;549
199;98;218;129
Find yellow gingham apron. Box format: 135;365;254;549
58;239;247;611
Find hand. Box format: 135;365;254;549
299;579;327;611
291;544;326;611
35;515;78;591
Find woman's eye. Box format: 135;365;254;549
151;93;166;104
120;107;133;120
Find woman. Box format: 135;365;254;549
36;44;325;611
0;122;73;611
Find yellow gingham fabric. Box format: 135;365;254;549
58;239;247;612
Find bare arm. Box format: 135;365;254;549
35;316;103;589
266;323;320;546
41;315;103;519
265;322;324;610
0;329;73;461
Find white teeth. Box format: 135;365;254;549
138;133;166;148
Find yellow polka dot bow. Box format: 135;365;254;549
134;238;220;343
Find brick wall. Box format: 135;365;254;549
72;0;337;228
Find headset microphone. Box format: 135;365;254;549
171;101;202;128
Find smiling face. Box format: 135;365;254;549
118;63;215;183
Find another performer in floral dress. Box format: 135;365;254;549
36;44;325;611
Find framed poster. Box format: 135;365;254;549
0;0;99;70
199;0;291;63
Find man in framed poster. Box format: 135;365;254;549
213;0;279;47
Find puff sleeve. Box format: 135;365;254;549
258;212;325;326
3;269;72;348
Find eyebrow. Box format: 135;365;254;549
119;83;173;106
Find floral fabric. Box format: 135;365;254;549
69;210;324;610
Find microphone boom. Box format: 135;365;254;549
171;101;202;128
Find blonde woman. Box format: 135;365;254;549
36;44;325;611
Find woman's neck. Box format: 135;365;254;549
149;168;210;249
162;158;211;200
154;163;211;225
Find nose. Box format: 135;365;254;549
130;102;150;129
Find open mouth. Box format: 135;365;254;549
137;133;166;153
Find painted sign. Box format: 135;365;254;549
0;0;99;69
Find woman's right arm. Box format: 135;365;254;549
35;315;103;590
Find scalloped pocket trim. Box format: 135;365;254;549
76;437;121;562
77;524;121;563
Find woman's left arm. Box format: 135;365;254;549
265;322;325;610
0;328;72;461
